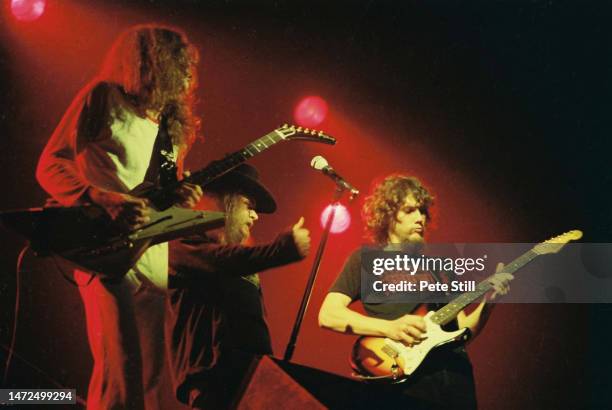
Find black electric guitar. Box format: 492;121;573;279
351;230;583;381
1;124;335;278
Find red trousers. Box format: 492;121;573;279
76;271;180;410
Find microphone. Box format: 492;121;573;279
310;156;359;196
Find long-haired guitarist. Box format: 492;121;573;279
36;25;203;409
318;174;513;409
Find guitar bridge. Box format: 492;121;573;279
382;340;405;380
382;342;400;359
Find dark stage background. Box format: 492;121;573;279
0;0;611;408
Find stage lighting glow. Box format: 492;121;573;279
320;204;350;234
294;96;328;127
11;0;46;21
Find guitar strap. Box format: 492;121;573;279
429;269;450;290
428;268;453;310
143;113;178;187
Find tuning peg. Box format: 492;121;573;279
296;126;303;132
317;131;324;136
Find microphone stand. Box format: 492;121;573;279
283;186;357;362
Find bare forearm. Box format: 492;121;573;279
457;299;496;339
459;263;511;339
319;303;389;337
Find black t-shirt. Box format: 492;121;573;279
330;247;459;328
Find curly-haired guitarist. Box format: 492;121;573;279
318;174;512;409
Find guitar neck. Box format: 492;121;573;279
145;124;335;210
146;130;285;209
188;130;284;187
430;249;538;326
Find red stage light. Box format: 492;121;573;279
294;96;328;127
11;0;46;21
320;204;350;234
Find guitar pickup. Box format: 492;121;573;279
382;339;401;359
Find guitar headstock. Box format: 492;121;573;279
274;124;336;145
532;229;583;255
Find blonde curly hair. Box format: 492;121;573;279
362;174;433;244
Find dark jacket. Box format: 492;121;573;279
165;232;303;407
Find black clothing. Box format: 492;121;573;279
165;232;303;408
331;248;461;320
330;248;423;319
329;248;477;410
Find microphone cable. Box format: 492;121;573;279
2;245;88;406
2;244;29;386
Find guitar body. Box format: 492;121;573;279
61;237;153;279
349;229;583;381
1;204;225;279
351;311;468;380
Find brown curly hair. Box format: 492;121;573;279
98;24;200;152
362;174;434;244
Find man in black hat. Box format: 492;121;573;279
164;164;311;409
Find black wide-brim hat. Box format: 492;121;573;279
204;163;277;213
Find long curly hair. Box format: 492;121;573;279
98;24;200;152
362;174;434;244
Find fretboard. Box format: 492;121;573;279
188;130;285;187
430;249;538;325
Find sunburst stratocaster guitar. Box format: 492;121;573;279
351;230;583;381
1;125;335;279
